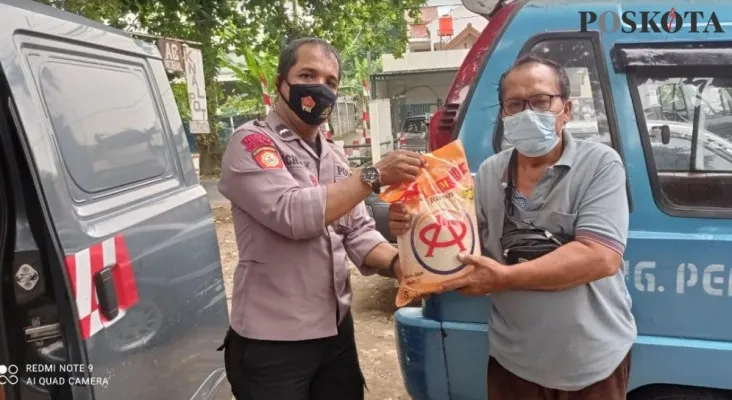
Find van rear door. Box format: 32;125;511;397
0;2;230;399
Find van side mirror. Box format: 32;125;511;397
651;125;671;145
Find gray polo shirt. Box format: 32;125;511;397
474;132;637;391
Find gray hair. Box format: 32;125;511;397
498;55;570;103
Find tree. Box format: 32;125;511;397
222;0;425;137
222;48;278;116
225;0;424;64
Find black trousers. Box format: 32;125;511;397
219;313;366;400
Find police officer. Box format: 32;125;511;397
217;37;423;400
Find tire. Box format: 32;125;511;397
629;384;732;400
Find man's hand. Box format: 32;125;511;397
393;258;403;281
375;150;423;186
388;203;412;236
436;253;512;296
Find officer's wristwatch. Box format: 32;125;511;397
361;167;381;194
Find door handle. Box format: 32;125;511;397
94;266;119;320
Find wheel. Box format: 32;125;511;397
629;384;732;400
103;299;164;353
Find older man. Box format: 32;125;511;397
218;37;422;400
388;56;637;399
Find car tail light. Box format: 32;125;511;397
429;103;460;151
398;134;406;149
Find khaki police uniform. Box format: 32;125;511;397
217;111;387;400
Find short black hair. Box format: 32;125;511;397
277;37;342;82
497;55;570;103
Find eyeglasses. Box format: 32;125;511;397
501;94;563;116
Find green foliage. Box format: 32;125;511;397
223;48;278;98
171;82;191;120
226;0;425;66
219;94;263;117
222;0;425;129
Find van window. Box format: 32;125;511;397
633;72;732;212
37;59;169;195
497;38;614;151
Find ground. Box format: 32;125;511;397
212;206;410;400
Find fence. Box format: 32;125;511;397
343;140;396;168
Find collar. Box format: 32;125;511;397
265;110;327;142
500;130;576;185
265;111;297;141
265;110;330;159
555;130;577;168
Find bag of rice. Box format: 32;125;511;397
380;140;479;307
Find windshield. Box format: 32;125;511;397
634;74;732;173
403;118;426;134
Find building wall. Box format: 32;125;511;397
426;6;487;48
382;49;469;72
373;70;456;135
374;71;455;103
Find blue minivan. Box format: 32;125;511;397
393;0;732;399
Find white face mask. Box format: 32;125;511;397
502;109;560;157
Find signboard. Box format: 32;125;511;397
158;39;184;72
183;46;210;134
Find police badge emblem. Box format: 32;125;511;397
301;96;316;112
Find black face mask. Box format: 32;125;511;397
280;81;337;126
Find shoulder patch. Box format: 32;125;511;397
241;132;274;153
252;146;284;170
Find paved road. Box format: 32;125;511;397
201;178;229;208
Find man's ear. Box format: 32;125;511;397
563;99;573;124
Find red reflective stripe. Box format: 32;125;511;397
114;235;139;309
64;235;139;340
89;242;103;317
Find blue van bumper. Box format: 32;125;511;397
394;307;450;400
395;305;491;400
396;306;732;399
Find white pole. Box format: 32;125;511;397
336;100;343;138
370;99;381;163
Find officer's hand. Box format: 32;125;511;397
388;202;412;236
375;150;423;186
393;257;404;281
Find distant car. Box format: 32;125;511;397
396;115;428;153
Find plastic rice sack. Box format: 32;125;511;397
380;140;480;307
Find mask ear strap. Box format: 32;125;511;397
276;77;289;100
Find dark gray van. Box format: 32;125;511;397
0;0;231;399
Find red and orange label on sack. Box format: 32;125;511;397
380;140;479;307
